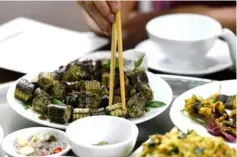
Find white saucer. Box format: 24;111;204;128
135;39;233;75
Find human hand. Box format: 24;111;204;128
78;1;120;35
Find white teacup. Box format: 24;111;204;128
146;13;236;66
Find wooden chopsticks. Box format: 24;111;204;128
109;11;126;110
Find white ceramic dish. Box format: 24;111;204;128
1;127;70;157
146;13;236;66
135;39;233;75
7;71;172;129
170;80;237;148
66;116;138;157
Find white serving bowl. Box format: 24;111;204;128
1;127;70;157
66;116;139;157
146;13;236;65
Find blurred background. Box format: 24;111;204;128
0;1;89;32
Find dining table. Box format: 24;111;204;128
0;34;235;156
0;2;236;154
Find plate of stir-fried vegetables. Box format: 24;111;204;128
130;128;236;157
170;80;236;148
7;52;172;129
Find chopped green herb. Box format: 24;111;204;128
52;99;63;104
135;55;145;68
147;101;166;108
178;132;188;139
46;135;57;142
93;141;109;146
194;147;205;155
23;102;30;110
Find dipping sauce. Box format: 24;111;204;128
15;133;67;156
93;141;109;146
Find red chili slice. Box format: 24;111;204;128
53;147;62;154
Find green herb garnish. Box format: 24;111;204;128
147;101;167;108
23;102;31;110
135;55;145;68
52;99;63;104
194;147;205;155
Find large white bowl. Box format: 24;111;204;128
1;127;71;157
66;116;139;157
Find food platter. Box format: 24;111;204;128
170;80;236;148
7;71;173;129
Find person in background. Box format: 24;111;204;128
78;1;236;38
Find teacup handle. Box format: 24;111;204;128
219;28;236;67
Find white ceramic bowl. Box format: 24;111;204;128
146;13;236;65
1;127;70;157
66;116;139;157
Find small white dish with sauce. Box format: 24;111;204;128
66;116;139;157
1;127;70;157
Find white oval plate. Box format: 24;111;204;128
170;79;237;148
7;72;173;129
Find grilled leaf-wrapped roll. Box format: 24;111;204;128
110;109;127;117
114;86;129;98
90;108;106;116
114;68;129;88
113;96;121;104
127;94;147;118
38;72;55;91
62;64;86;81
32;95;51;114
217;94;229;104
94;60;102;81
34;87;48;96
106;103;122;112
84;80;101;92
97;86;109;97
102;72;110;88
224;96;236;109
65;81;85;92
48;104;72;124
50;81;66;100
76;91;101;108
66;93;78;107
73;108;90;120
127;67;148;86
137;82;153;101
14;79;35;102
73;113;90;120
78;60;94;80
99;95;109;108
